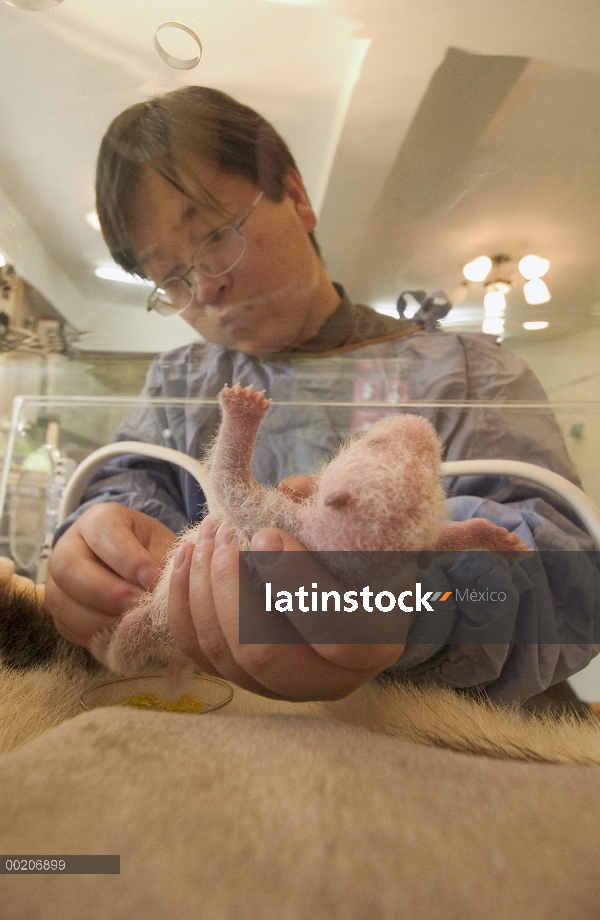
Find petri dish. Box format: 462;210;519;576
80;674;233;714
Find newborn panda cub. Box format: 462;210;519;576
95;384;528;676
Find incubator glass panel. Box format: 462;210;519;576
1;0;600;706
2;392;600;570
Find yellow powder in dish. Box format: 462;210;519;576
121;693;206;713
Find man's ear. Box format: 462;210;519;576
283;168;317;233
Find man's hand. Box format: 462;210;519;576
46;503;177;650
167;515;410;701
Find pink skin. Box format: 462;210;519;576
94;383;529;675
211;384;447;554
210;384;528;557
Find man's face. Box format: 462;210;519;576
128;164;338;353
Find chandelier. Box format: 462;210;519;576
461;253;551;336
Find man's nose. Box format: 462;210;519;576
188;268;232;305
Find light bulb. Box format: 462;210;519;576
483;290;506;315
482;317;505;336
523;321;549;330
518;255;549;280
463;256;492;283
523;279;551;305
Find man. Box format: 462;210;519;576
46;86;600;703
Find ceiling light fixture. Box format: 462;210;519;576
482;317;505;336
518;255;549;280
483;288;507;316
481;256;511;331
462;252;551;333
523;321;549;331
523;278;551;305
463;255;492;283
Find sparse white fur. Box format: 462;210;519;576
209;387;447;553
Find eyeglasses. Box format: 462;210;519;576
147;190;264;316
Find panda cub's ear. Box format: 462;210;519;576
323;490;351;509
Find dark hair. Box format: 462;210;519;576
95;86;320;274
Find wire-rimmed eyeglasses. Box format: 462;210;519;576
147;190;264;316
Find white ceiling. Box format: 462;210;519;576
1;0;600;351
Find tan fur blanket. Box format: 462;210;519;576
3;557;600;917
2;708;600;920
